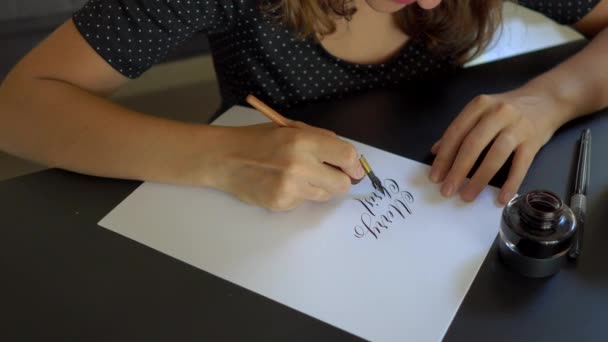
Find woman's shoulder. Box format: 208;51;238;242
70;0;264;79
516;0;603;25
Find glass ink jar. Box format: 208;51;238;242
499;190;577;278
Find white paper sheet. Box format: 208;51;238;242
99;106;502;341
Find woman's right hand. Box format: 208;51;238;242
204;122;365;211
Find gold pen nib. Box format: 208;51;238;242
359;155;385;194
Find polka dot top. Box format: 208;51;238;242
72;0;601;111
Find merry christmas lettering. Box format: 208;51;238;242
353;179;415;240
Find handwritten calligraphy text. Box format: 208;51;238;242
353;179;415;239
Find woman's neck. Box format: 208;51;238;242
319;0;409;65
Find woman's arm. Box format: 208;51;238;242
430;0;608;204
0;20;222;185
0;20;363;211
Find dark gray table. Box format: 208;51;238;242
1;41;607;341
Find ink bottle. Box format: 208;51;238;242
499;190;577;278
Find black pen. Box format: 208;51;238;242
569;129;591;259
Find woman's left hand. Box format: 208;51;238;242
429;89;569;205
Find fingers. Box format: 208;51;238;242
290;121;364;181
430;95;495;183
314;135;365;181
268;185;333;212
433;93;544;204
498;145;536;204
440;111;506;197
431;140;441;155
303;183;333;202
307;162;353;196
268;199;304;212
235;122;363;211
267;168;345;211
460;128;522;202
263;178;305;212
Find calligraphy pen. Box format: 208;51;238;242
569;129;591;259
245;95;384;193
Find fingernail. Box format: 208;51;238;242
500;191;514;204
431;141;440;153
460;189;474;202
442;182;455;197
358;166;366;179
430;168;440;183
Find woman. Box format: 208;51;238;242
0;0;606;211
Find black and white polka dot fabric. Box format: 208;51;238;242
72;0;601;111
73;0;238;78
518;0;601;25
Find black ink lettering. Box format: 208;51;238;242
376;220;389;230
388;203;405;219
394;199;412;215
352;180;416;240
360;213;379;239
380;213;393;227
354;225;366;239
383;179;400;197
370;191;383;205
356;198;376;217
401;191;414;203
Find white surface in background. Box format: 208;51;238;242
468;2;583;67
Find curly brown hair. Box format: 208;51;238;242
265;0;504;64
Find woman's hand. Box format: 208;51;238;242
429;90;570;205
205;122;365;211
